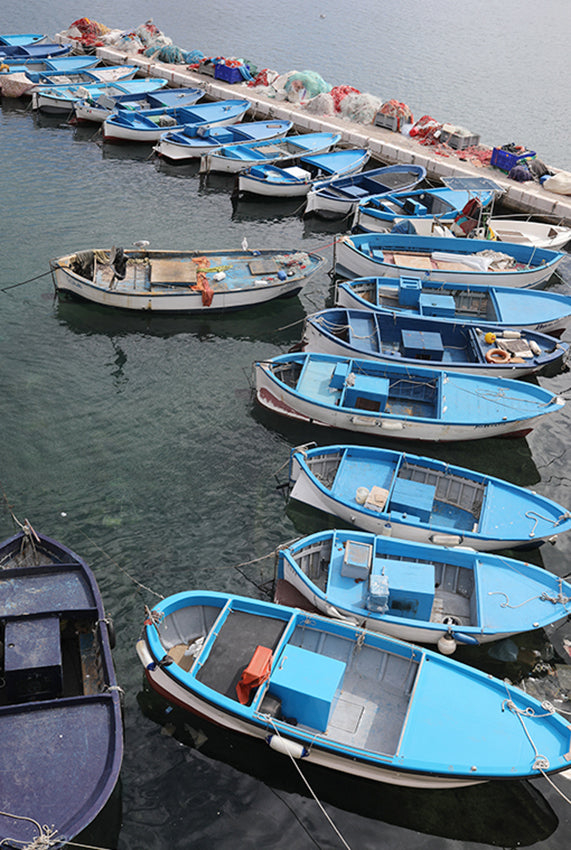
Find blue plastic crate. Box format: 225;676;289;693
491;147;536;172
214;64;243;84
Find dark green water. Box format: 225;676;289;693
2;48;571;850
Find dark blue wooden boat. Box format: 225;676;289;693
0;525;123;849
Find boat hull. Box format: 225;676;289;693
141;660;484;789
50;248;324;313
288;445;571;550
335;278;571;338
334;235;565;289
302;315;568;378
254;356;562;442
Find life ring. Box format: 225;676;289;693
485;347;510;364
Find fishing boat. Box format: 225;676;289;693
301;307;568;377
136;589;571;789
334;233;565;289
0;55;101;95
1;66;138;98
200;131;341;174
275;529;571;651
0;42;70;59
287;443;571;550
254;351;564;441
102;99;251;143
49;245;324;313
487;218;571;250
154;119;293;161
31;78;170;114
73;85;205;123
0;33;47;46
304;164;427;219
236;149;370;199
0;524;123;849
400;215;571;251
335;275;571;338
354;189;494;234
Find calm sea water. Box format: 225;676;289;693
1;2;571;848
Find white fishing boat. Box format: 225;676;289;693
334;233;565;289
49;246;325;313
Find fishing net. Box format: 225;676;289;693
330;85;361;111
283;70;332;103
338;93;382;124
303;93;336;115
378;99;414;128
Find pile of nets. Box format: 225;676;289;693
60;17;113;50
377;99;414;131
338;92;382;124
330;85;360;111
283;70;332;103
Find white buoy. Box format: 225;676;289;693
241;237;249;251
438;633;457;655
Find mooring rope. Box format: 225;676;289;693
266;719;353;850
0;270;53;293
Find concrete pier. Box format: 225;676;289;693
97;46;571;227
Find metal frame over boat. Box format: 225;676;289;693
137;589;571;789
0;526;123;849
287;443;571;550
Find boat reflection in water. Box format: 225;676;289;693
137;681;559;847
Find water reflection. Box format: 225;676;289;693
55;295;307;347
137;682;558;848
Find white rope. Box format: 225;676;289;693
525;509;571;537
537;767;571;806
266;720;353;850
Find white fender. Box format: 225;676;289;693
267;734;308;759
136;639;155;669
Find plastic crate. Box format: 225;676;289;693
491;147;536;172
214;64;243;84
374;111;399;132
447;132;480;150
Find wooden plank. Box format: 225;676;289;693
150;259;197;284
394;253;433;270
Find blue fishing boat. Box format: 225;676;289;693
0;33;47;46
335;232;566;288
287;443;571;550
74;85;205;123
237;148;370;198
31;77;170;114
1;66;137;98
136;589;571;788
0;42;70;59
200;131;342;174
304;164;427;218
155;119;293;161
0;525;123;849
254;351;564;441
302;306;568;377
336;275;571;338
353;185;495;233
0;56;100;95
276;529;571;652
102;99;251;143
